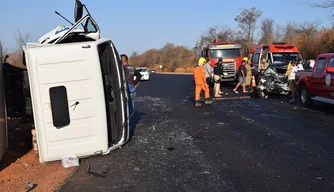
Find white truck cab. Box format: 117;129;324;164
22;0;130;163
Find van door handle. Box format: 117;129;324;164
82;45;91;48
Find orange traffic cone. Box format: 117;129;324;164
251;75;256;87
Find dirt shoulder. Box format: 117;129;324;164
0;118;76;192
0;150;76;192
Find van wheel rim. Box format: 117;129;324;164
301;90;307;103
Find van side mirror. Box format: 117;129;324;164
74;0;83;22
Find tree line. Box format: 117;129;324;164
2;1;334;72
130;2;334;72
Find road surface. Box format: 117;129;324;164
61;74;334;192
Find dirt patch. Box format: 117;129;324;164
0;118;76;191
0;150;76;192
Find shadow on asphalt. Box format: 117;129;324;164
129;110;146;139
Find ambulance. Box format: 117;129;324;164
252;42;302;70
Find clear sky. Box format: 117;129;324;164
0;0;332;55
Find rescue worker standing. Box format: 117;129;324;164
286;61;298;102
121;54;142;134
233;57;248;93
204;60;213;87
194;57;212;106
245;60;254;89
213;57;224;97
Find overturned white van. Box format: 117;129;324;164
22;0;130;163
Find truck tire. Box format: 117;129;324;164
299;85;313;107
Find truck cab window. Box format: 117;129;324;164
316;58;326;73
328;58;334;68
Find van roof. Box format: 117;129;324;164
255;43;300;53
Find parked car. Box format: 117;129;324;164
136;67;150;81
295;53;334;107
149;70;156;74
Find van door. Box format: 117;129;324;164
24;41;109;162
311;57;327;97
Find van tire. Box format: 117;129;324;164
299;85;313;107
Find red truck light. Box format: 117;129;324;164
327;67;334;73
222;58;235;63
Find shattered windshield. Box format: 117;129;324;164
272;52;301;63
210;48;241;59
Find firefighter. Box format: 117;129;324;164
213;57;224;97
194;57;212;107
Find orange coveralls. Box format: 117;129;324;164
193;66;210;101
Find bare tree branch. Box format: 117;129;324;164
311;0;334;8
234;7;262;49
14;28;31;51
259;18;275;44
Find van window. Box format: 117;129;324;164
49;86;70;127
252;53;260;66
267;53;272;64
136;68;148;72
316;58;326;73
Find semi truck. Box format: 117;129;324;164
195;40;243;82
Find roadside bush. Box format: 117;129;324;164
130;43;196;72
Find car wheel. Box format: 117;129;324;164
299;85;313;107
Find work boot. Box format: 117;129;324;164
205;98;212;105
195;101;201;107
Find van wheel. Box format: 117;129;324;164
258;89;266;98
299;85;313;107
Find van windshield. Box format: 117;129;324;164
209;48;241;59
136;68;147;72
272;52;301;63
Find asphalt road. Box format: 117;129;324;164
61;74;334;192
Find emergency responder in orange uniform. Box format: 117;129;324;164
194;57;213;107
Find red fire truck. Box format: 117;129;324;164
195;40;243;82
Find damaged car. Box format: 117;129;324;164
257;63;291;98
